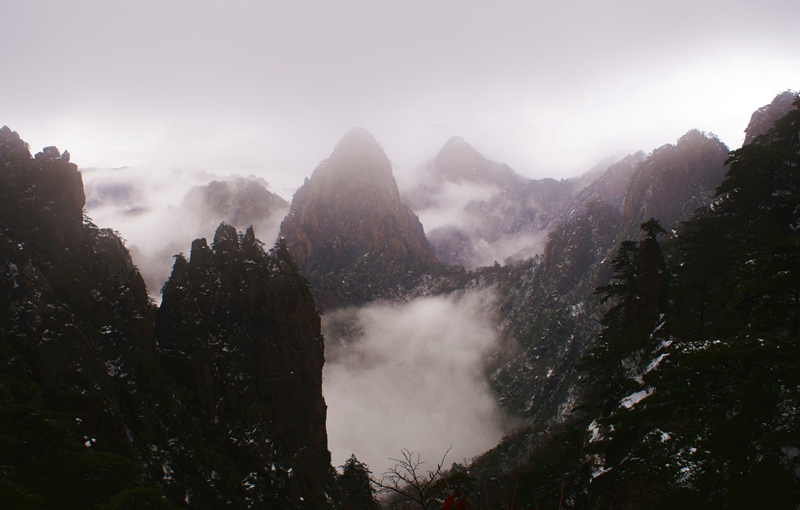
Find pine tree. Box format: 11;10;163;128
651;95;800;507
335;455;378;510
574;219;671;506
580;95;800;508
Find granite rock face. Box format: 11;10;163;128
156;224;329;508
622;129;729;230
0;126;331;509
279;127;439;309
558;152;646;220
743;90;798;145
0;126;154;441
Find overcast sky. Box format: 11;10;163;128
2;0;799;196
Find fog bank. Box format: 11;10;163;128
323;291;513;476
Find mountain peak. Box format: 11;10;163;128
309;127;398;201
432;135;527;189
335;126;381;149
279;131;439;309
435;136;483;167
743;90;799;145
330;127;385;164
439;135;476;152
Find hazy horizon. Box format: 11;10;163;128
3;1;799;198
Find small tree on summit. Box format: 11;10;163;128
639;217;667;238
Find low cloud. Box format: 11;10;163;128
404;180;549;269
323;290;514;476
411;181;501;233
468;231;547;268
82;166;287;300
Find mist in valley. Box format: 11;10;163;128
77;141;533;478
322;291;515;476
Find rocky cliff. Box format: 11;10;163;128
279;127;439;309
468;94;794;478
622;129;729;230
743;89;798;145
155;224;329;508
558;152;646;220
471;93;800;509
487;129;729;427
0;126;330;509
0;126;155;442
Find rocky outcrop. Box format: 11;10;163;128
279;127;439;309
0;126;331;509
155;224;329;508
115;177;290;302
743;90;798;145
541;200;622;294
0;126;155;441
559;152;645;220
622;129;729;230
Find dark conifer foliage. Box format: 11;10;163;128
333;455;378;510
572;96;799;508
639;95;800;508
468;95;800;509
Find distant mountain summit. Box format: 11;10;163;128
279;128;439;309
431;136;528;189
403;136;585;268
183;177;289;229
743;90;798;145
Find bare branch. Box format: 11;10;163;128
371;448;451;510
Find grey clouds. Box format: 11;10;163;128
2;0;799;194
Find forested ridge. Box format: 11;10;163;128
459;97;800;509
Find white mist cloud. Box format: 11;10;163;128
468;232;548;268
323;291;512;476
81;166;287;300
414;181;501;232
406;179;551;268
